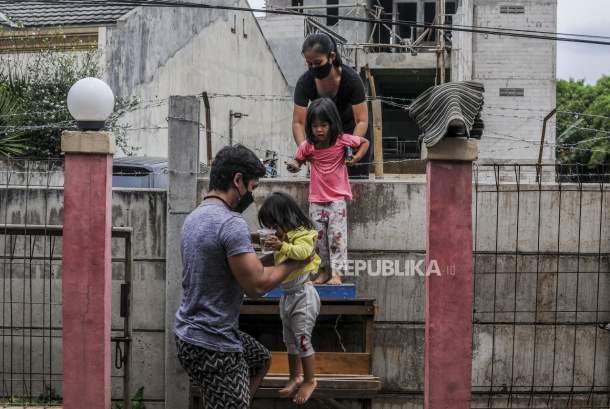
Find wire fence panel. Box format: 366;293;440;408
0;159;133;407
472;164;610;408
0;159;64;405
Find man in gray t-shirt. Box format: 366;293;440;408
174;145;308;408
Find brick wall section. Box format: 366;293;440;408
473;0;557;163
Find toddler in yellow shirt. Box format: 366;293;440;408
258;192;321;405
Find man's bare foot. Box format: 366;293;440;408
278;376;303;398
293;378;317;405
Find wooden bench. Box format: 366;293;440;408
247;298;379;408
190;298;379;408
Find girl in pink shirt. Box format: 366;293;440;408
287;98;369;284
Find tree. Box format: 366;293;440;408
556;76;610;174
0;35;137;157
0;85;26;157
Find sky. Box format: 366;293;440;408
556;0;610;83
248;0;610;84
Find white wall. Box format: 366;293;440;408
104;1;295;171
451;0;474;82
473;0;557;163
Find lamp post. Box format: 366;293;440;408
62;78;116;409
229;110;248;146
67;77;115;130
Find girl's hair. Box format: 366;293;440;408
305;97;343;146
301;33;343;67
258;192;315;232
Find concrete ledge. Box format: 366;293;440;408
61;131;115;154
421;138;479;162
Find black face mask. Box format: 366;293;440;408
233;181;254;213
310;60;333;79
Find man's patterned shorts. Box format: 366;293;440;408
176;331;271;408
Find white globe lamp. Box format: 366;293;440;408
67;77;115;131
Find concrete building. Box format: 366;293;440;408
0;1;295;171
259;0;557;165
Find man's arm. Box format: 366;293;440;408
228;252;308;298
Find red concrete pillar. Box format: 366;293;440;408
62;131;114;409
424;139;476;409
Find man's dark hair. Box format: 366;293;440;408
209;144;266;192
305;97;343;146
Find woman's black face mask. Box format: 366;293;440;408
310;58;333;79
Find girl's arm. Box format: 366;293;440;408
287;141;312;172
276;235;315;261
346;136;370;166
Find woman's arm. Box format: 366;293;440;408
346;136;370;166
292;104;308;145
351;102;369;138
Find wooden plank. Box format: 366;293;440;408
261;377;380;390
265;375;378;380
365;66;383;178
268;352;371;375
371;100;384;178
244;298;376;305
241;304;375;316
255;387;380;399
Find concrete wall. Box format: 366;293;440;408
0;186;166;408
104;0;295;168
473;0;557;163
257;14;307;88
198;177;610;408
3;174;608;408
261;0;369;86
451;0;474;82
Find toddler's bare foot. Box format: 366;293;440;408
313;271;328;284
278;376;303;398
293;378;317;405
326;272;343;285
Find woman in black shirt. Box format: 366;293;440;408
292;33;370;179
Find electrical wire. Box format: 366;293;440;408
6;0;610;46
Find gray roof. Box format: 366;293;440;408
113;156;168;171
0;1;136;27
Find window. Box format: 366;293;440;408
292;0;304;13
422;2;455;42
499;88;525;97
372;0;393;44
397;3;417;40
500;5;525;14
327;0;339;26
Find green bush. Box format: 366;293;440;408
557;76;610;170
0;34;137;157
